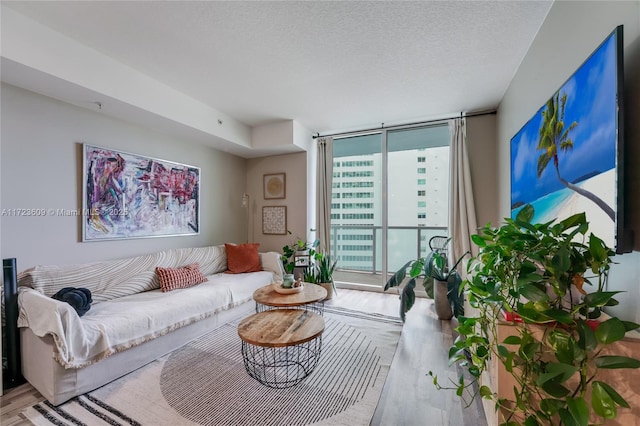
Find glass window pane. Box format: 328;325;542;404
331;133;382;274
387;125;450;274
330;124;450;288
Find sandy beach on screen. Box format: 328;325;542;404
549;169;616;246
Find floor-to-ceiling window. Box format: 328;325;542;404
331;133;382;287
330;124;450;290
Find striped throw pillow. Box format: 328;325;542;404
156;263;207;292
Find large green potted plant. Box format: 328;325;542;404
429;205;640;425
304;251;338;300
385;248;467;321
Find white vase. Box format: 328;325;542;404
434;279;453;320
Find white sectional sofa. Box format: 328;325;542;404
16;245;283;405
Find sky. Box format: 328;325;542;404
510;29;619;208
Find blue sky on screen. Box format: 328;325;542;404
510;32;617;207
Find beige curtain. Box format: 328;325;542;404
448;118;478;269
316;136;334;253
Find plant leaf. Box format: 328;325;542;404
553;332;583;365
541;381;570;398
557;212;587;230
502;336;521;345
591;381;618;418
583;291;623;308
448;347;468;365
621;320;640;332
595;355;640;369
544;308;575;325
479;385;493;398
517;303;552;323
592;381;630;408
566;396;589;426
399;279;416;322
409;258;425;278
540;398;564;416
447;273;465;317
497;344;509;358
589;233;609;263
577;320;597;352
384;261;411;291
471;234;486;248
537;363;578;388
516;204;534;223
422;275;435;298
551;246;571;274
519;284;550;302
595;317;626;344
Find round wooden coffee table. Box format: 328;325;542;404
238;309;325;388
253;283;327;314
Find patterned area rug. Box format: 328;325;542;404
23;306;402;426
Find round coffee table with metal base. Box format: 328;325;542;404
253;283;327;315
237;309;325;388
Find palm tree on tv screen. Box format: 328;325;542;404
536;91;614;220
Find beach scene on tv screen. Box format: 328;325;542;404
510;32;618;248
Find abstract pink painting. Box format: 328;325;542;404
83;145;200;241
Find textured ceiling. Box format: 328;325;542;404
4;1;552;135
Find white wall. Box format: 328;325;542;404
497;1;640;322
246;152;308;253
0;83;248;270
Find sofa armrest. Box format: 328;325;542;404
18;288;87;367
259;252;284;282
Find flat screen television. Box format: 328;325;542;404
510;25;632;254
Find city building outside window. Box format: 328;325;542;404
330;124;450;289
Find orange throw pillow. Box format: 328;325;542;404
225;243;262;274
156;263;207;292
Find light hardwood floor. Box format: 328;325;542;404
0;289;486;426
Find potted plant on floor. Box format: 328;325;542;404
384;246;467;321
429;205;640;425
303;251;337;300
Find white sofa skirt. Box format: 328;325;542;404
22;300;255;405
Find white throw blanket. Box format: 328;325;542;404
18;271;274;369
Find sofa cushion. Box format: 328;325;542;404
17;245;229;303
156;263;207;292
225;243;262;274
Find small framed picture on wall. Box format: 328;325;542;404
263;173;286;199
262;206;287;235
